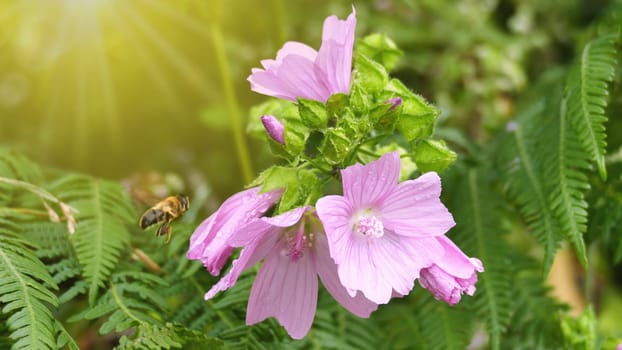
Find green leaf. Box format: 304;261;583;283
260;167;321;213
326;93;349;121
357;33;403;72
50;175;134;305
413;140;456;173
353;53;389;94
320;128;352;165
369;100;401;132
385;80;439;141
283;119;308;156
298;98;328;129
566;32;619;180
447;168;513;350
544;93;589;266
0;221;59;350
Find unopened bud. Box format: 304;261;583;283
261;115;285;144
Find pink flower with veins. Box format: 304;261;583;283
419;236;484;306
204;206;377;339
248;8;356;103
316;152;459;304
187;187;282;275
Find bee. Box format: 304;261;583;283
139;195;190;243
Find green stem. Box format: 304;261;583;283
202;1;254;183
110;281;143;324
0;208;50;218
0;177;60;203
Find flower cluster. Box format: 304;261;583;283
187;7;482;339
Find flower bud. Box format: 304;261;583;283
261;115;285;144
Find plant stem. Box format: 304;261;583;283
202;1;254;183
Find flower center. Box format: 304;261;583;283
353;215;384;238
282;221;311;262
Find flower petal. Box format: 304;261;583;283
246;240;318;339
249;55;330;102
205;228;281;300
433;235;484;278
316;8;356;93
187;187;281;275
314;233;378;317
380;172;455;237
229;206;310;247
315;195;354;261
341;152;400;209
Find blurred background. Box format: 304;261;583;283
1;0;610;198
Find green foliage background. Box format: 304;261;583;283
1;0;622;349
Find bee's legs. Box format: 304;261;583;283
164;225;173;244
156;219;170;236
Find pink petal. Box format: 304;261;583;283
433;236;484;278
275;42;318;62
315;195;354;261
335;230;443;304
246;240;318;339
313;233;378;317
316;8;356;93
249;55;330;102
187;187;281;275
380;172;455;237
229;206;310;247
341;152;400;209
205;229;281;300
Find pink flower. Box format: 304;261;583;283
419;236;483;305
316;152;456;304
248;8;356;103
187;187;281;275
261;115;285;144
205;206;377;339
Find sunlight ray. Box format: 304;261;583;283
73;4;90;166
90;5;122;151
115;1;214;98
136;0;212;40
39;3;73;157
106;1;186;117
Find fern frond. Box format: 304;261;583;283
375;290;473;350
54;320;79;350
501;102;564;271
503;258;567;350
587;175;622;263
0;149;42;205
50;175;134;304
79;271;168;337
115;323;223;350
448;168;513;350
566;32;619;180
544;92;590;266
308;290;381;350
0;220;59;350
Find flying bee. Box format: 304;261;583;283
139;195;190;244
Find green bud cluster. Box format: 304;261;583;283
247;34;457;213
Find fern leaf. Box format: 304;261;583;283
566;32;619;180
503;258;567;349
448;168;513;350
51;175;134;304
544;93;590;266
0;222;59;350
0;150;42;206
501;102;564;271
